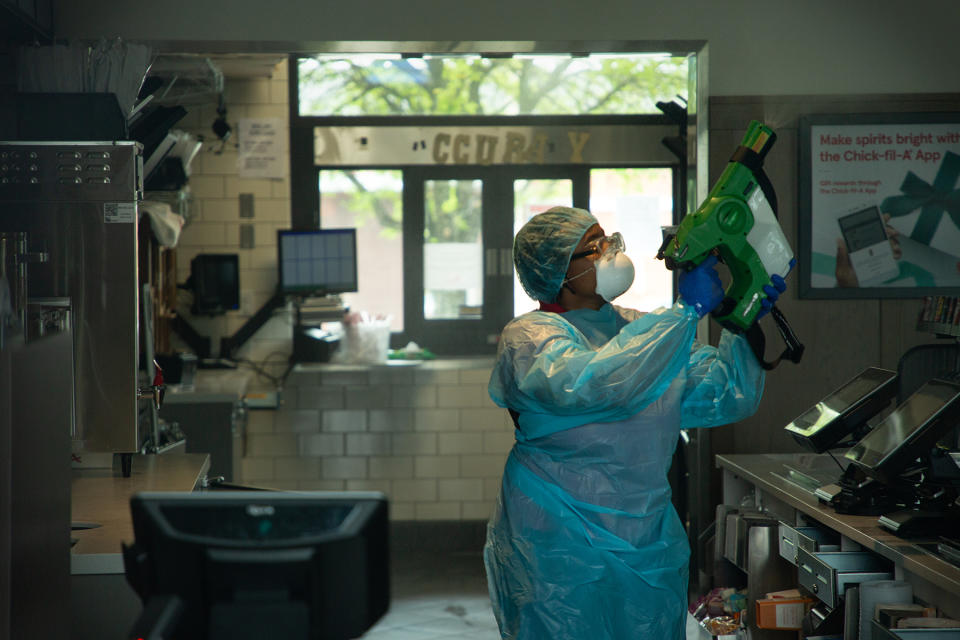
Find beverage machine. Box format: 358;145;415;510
0;141;149;460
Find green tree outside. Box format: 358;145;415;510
307;54;687;242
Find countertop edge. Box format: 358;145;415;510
715;453;960;596
71;552;125;575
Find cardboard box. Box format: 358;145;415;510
755;596;813;630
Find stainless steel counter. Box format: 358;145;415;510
716;453;960;618
164;369;252;404
292;356;495;373
71;453;209;574
161;371;249;481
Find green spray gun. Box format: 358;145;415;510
657;120;804;369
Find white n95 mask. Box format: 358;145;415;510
594;251;635;301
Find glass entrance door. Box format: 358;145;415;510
589;168;674;313
422;177;485;320
511;168;674;317
512;177;575;315
320;164;675;354
404;167;579;353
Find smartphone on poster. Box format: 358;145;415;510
837;205;899;286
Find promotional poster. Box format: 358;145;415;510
801;115;960;296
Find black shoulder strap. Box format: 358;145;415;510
744;307;805;370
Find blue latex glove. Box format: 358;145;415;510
757;258;796;319
678;255;724;318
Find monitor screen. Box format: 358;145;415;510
278;229;358;295
190;254;239;315
844;378;960;481
784;367;898;453
123;491;389;640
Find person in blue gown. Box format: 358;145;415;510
484;206;785;639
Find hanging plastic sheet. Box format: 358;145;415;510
17;38;153;117
139;201;185;248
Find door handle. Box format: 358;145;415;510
485;248;498;276
500;248;513;277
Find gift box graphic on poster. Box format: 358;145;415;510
809;120;960;289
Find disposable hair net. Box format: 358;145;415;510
514;206;598;302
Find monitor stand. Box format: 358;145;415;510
828;465;905;516
876;454;960;538
198;358;238;370
878;508;959;538
938;537;960;565
292;296;346;364
127;594;183;639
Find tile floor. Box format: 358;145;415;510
366;546;704;640
362;549;500;639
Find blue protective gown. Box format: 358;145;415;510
484;301;764;640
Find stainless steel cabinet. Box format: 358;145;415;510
0;141;143;453
1;332;72;639
160;397;246;482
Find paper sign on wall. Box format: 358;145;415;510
238;118;287;179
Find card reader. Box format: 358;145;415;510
784;367;898;453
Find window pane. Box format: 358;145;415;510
423;179;483;320
513;178;573;315
590;168;674;312
299;54;687;116
319;170;404;331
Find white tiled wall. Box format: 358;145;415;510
239;360;514;521
168;63;513;522
167;60;292;385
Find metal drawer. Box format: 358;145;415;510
889;629;960;639
891;632;960;639
797;548;893;608
778;523;841;566
724;513;745;568
723;512;778;570
873;619;960;639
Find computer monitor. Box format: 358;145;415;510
189;254;240;315
123;491;389;640
278;229;358;295
844;379;960;483
784;367;898;453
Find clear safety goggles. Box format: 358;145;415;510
569;232;625;262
